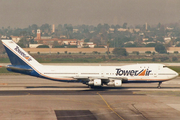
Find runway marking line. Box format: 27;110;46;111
97;92;124;120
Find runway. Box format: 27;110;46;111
0;75;180;120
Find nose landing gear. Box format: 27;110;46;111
157;82;162;89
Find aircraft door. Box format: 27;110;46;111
76;67;79;77
101;67;105;77
154;72;157;77
154;66;159;78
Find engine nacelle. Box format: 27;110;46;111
87;79;102;86
94;79;101;86
88;81;94;85
107;80;122;87
114;80;122;87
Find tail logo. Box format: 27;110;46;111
14;46;32;61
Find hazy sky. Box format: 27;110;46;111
0;0;180;28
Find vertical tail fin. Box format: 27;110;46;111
2;39;41;67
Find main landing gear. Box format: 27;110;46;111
157;82;162;89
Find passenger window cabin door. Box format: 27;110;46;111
154;66;160;77
101;67;105;77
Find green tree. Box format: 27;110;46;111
40;23;51;35
65;25;73;39
145;37;154;42
84;39;90;42
157;23;161;29
159;56;169;62
145;43;156;47
112;47;128;56
174;51;179;54
132;51;139;55
176;43;180;47
155;44;167;53
31;24;38;33
175;38;180;42
18;37;28;48
145;51;151;54
52;41;59;48
152;58;156;61
122;23;127;29
92;51;98;54
157;37;164;43
124;43;136;47
172;56;178;61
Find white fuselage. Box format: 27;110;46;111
37;64;178;82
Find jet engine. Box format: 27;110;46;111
107;80;122;87
94;79;101;86
87;79;102;86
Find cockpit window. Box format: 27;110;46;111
163;66;167;68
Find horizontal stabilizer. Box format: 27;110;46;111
6;66;33;71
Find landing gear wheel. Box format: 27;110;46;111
88;85;94;88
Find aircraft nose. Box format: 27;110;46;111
172;70;179;78
169;68;179;79
175;72;179;77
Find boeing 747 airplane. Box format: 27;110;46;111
1;39;179;88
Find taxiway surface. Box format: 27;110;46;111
0;75;180;120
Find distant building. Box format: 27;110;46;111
82;42;96;48
34;29;78;45
77;40;95;48
142;41;156;45
117;28;140;33
52;24;55;33
85;42;96;48
1;35;7;39
109;28;114;33
134;29;140;32
73;29;79;33
166;27;174;30
60;35;67;39
36;29;41;39
62;39;77;45
142;38;149;41
35;38;78;46
118;28;127;32
11;36;23;43
139;33;144;36
29;44;43;48
77;40;84;48
145;23;148;30
164;37;171;43
124;41;134;44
